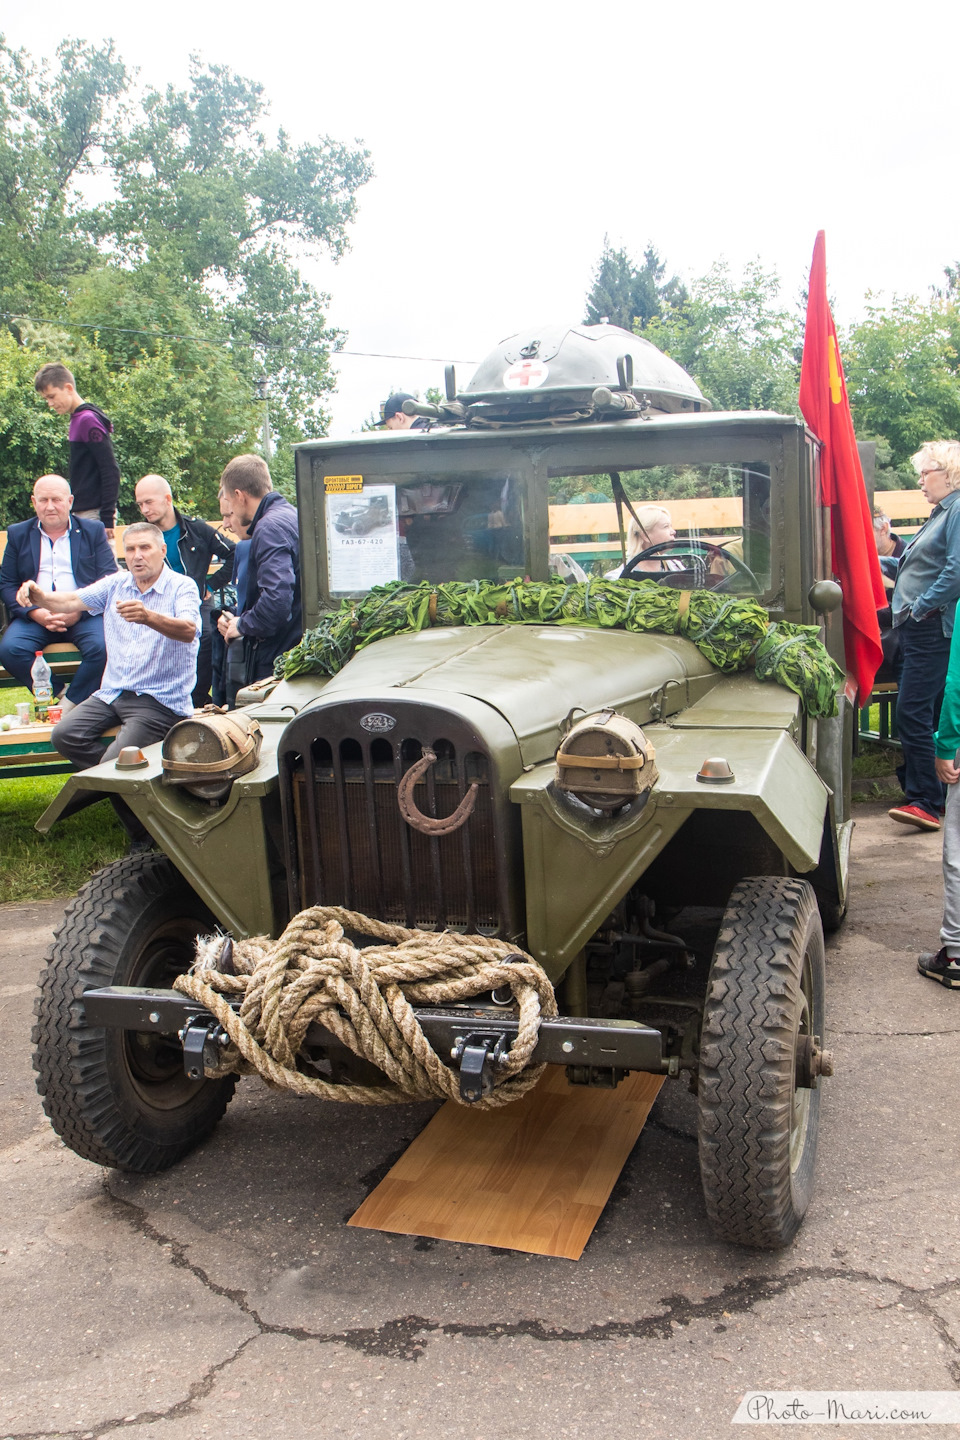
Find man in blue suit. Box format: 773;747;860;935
0;474;117;710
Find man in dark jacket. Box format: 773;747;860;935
217;455;301;688
34;363;121;535
134;474;235;706
0;474;118;707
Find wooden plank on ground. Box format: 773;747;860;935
348;1065;664;1260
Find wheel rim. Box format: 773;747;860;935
121;916;210;1110
789;947;815;1172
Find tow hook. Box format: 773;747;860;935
795;1034;834;1089
450;1032;510;1103
178;1017;229;1081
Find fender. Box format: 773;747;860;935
511;723;829;974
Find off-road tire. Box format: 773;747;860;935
33;853;236;1172
697;876;825;1248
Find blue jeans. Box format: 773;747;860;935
895;615;951;815
0;613;107;704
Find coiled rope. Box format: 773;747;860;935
174;906;557;1108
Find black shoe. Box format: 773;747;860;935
917;948;960;989
126;837;155;857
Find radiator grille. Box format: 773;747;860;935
288;733;503;933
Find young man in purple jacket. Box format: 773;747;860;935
217;454;301;688
35;363;121;536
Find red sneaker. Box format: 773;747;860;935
888;803;941;832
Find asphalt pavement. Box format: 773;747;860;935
0;801;958;1440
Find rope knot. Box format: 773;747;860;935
173;906;557;1108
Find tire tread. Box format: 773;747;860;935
697;875;824;1249
32;854;235;1171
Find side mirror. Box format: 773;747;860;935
808;580;843;614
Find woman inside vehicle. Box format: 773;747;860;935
607;505;683;578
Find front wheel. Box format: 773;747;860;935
33;854;236;1172
697;876;826;1248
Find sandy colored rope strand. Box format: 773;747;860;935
174;906;558;1109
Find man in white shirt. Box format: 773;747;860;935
0;475;117;708
17;522;200;850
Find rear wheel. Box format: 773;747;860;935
697;876;826;1248
33;853;236;1172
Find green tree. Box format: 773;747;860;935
0;328;68;523
87;57;372;446
0;42;372;519
584;239;687;333
0;37;127;317
843;293;960;480
643;260;801;414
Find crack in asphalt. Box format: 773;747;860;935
6;1190;958;1439
9;1185;953;1440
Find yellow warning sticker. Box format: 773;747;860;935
324;475;363;493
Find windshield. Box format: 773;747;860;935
319;453;778;601
548;462;773;594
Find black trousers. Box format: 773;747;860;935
193;602;214;708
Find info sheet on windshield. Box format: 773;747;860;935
325;485;399;593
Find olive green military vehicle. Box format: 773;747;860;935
32;323;850;1249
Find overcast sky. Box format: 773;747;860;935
6;0;958;433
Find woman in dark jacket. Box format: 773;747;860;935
888;441;960;831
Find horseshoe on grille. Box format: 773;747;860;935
397;747;480;836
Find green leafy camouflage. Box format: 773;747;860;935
278;579;844;719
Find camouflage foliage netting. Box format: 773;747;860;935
277;579;845;718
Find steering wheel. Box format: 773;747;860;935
620;540;762;595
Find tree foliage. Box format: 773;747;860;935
843;292;960;484
0;38;372;521
584;237;960;482
584;239;687;332
0;38;128;315
643;260;802;414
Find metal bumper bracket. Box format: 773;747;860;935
178;1016;227;1082
450;1032;509;1103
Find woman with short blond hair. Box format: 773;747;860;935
606;505;682;578
887;441;960;831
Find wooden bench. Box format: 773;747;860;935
0;722;120;779
0;638;83;690
858;681;900;749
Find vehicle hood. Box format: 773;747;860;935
312;623;718;765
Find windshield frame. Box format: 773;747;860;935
296;416;791;624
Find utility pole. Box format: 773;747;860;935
255;377;273;460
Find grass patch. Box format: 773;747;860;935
853;745;900;780
0;686;125;904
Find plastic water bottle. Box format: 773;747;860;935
31;651;54;711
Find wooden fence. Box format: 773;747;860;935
548;490;933;559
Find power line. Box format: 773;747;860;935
2;311;221;345
1;312;478;366
334;349;480;365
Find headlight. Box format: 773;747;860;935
161;711;263;801
555;708;657;813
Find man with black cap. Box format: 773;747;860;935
380;392;431;430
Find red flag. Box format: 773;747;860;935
799;231;886;704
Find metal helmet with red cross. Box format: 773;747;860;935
458;322;708;425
